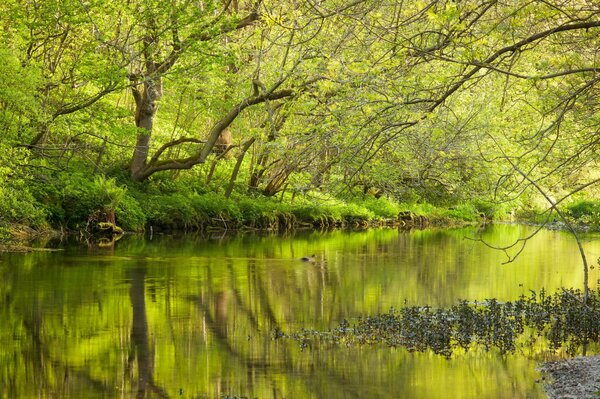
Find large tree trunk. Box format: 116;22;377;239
130;78;160;181
129;88;294;182
125;6;262;182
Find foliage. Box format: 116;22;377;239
143;191;242;230
115;195;146;232
566;200;600;221
235;196;295;229
398;202;481;223
0;0;599;232
0;146;45;228
37;173;127;229
352;197;401;219
471;199;514;220
143;193;199;230
441;204;481;223
279;288;600;358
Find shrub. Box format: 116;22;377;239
566;200;600;220
470;199;515;220
353;197;400;219
57;174;127;228
189;192;242;223
339;203;375;221
115;195;146;231
236;196;294;228
292;204;337;224
441;204;479;222
144;193;196;229
143;191;244;230
0;145;46;229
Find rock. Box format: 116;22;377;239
540;355;600;398
93;222;124;236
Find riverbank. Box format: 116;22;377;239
0;224;62;252
541;355;600;398
0;188;487;246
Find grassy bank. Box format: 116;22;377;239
515;199;600;232
0;172;495;242
18;167;600;244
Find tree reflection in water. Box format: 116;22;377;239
2;225;596;398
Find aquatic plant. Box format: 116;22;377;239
275;288;600;358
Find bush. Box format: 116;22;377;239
0;146;46;229
440;204;479;222
470;199;515;220
188;192;242;228
236;196;294;228
144;193;196;229
353;197;400;219
34;173;129;229
143;192;245;230
339;203;375;221
61;174;127;228
566;200;600;220
115;195;146;231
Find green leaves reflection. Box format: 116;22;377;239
1;225;592;398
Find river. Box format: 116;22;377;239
0;224;598;398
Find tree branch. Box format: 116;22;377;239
427;20;600;111
137;88;295;180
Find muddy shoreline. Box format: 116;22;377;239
541;355;600;398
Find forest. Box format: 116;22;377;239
3;2;600;397
0;0;599;237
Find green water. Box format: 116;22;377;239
1;224;598;398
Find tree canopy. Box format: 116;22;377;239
0;0;599;230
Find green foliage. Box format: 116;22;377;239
189;192;243;223
352;197;401;219
566;200;600;220
0;146;45;228
398;201;481;223
291;201;375;225
143;192;244;230
561;199;600;230
235;196;294;228
37;173;128;229
144;193;197;230
338;203;376;222
441;204;480;222
292;204;336;224
470;199;514;220
91;175;127;212
115;195;146;232
0;48;42;128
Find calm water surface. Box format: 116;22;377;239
1;224;599;398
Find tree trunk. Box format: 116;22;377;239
130;88;294;182
225;138;255;198
130;79;160;181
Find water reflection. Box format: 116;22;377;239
0;225;598;398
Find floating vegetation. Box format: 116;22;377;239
274;288;600;357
